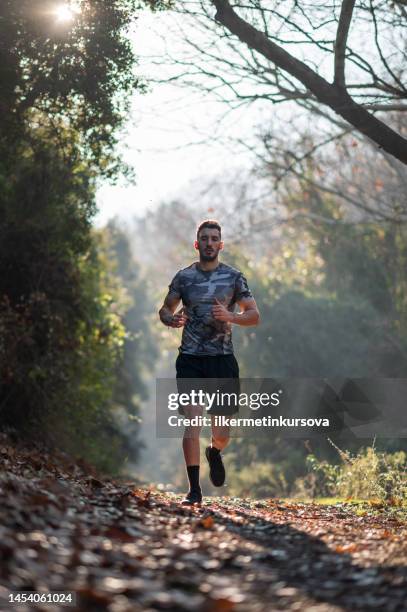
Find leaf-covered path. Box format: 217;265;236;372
0;439;406;612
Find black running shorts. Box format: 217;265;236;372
175;352;240;416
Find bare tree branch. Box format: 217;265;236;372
211;0;407;165
334;0;356;87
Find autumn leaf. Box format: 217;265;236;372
104;527;135;542
335;543;358;553
210;598;236;612
387;497;402;507
198;516;215;529
369;500;385;508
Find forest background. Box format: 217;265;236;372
1;0;406;501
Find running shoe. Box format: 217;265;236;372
205;446;225;487
181;490;202;506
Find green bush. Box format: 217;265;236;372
295;445;407;501
0;129;129;472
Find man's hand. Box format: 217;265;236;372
159;294;188;328
167;307;188;328
212;298;234;323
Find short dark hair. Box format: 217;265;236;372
196;219;222;240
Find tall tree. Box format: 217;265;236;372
0;0;167;469
0;0;167;173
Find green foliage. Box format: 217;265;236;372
226;458;289;498
0;0;169;176
0;126;131;471
295;446;407;502
0;0;167;471
104;221;159;463
131;194;407;490
225;163;407;493
225;445;406;502
237;288;398;378
224;438;309;499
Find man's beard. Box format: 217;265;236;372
199;247;219;262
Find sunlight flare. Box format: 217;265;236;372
54;2;80;23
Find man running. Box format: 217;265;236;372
158;220;260;505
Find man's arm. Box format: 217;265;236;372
212;297;260;326
233;297;260;326
159;293;187;328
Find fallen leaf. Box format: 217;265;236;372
210;598;235;612
335;543;358;553
198;516;215;529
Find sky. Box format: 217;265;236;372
93;10;265;227
63;1;386;229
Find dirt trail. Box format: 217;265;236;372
0;440;406;611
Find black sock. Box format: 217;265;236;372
187;465;201;493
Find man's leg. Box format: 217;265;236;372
182;404;204;504
205;417;230;487
205;354;239;487
210;417;230;451
182;404;204;463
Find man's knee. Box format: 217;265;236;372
182;404;204;439
212;434;230;448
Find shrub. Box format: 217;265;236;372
295;445;407;501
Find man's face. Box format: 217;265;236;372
195;228;223;261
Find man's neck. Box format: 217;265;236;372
198;258;220;272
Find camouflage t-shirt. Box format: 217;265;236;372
168;262;253;355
